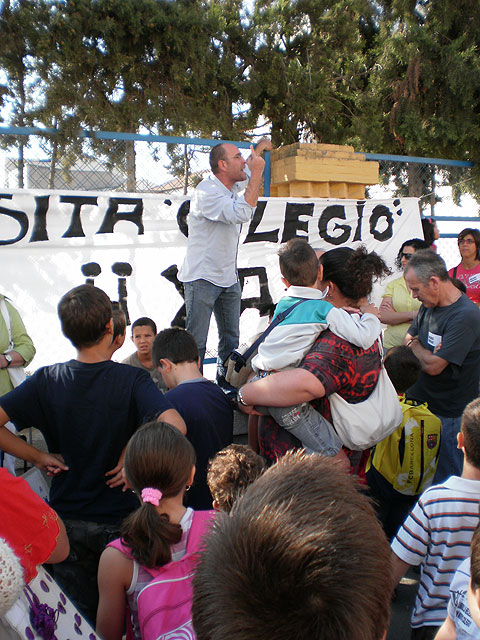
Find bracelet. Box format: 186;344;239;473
406;338;416;348
237;387;249;406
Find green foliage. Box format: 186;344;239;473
246;0;376;146
2;0;480;197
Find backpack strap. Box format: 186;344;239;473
452;266;458;279
108;537;134;559
110;510;216;580
231;298;308;372
184;510;216;554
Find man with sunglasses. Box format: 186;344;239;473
178;139;270;393
403;249;480;484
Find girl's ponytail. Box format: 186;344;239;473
120;421;196;568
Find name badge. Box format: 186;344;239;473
469;273;480;284
427;332;442;348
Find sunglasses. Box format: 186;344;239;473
401;253;413;260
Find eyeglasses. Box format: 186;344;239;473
401;253;413;260
458;238;475;245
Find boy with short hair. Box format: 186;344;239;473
391;397;480;638
435;515;480;639
207;444;265;513
122;316;166;390
153;327;233;510
107;302;127;357
244;238;381;457
0;285;184;624
192;450;392;640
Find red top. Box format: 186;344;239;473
449;262;480;305
0;469;60;583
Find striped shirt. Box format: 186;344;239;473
391;476;480;628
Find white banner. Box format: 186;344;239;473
0;189;422;369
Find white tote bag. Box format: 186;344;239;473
329;342;402;451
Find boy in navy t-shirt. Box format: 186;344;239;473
153;327;233;510
0;285;184;624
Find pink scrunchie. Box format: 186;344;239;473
141;487;162;506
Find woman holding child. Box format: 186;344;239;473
240;245;390;474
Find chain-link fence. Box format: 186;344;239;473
0;127;270;195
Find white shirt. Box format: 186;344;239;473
178;174;254;287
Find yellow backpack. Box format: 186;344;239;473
367;396;441;496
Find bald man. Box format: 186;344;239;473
178;140;269;390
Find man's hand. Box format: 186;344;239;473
105;446;130;491
246;145;265;175
35;452;69;476
404;333;448;376
105;463;130;491
254;138;273;155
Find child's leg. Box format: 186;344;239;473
255;402;342;457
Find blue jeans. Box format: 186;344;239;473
184;279;241;373
433;414;463;484
256;401;343;457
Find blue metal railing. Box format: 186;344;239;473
362;152;474;168
0;125;271;196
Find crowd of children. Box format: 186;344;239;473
2;233;480;640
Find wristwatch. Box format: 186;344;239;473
3;353;12;368
237;387;249;406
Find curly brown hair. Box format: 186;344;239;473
207;445;266;513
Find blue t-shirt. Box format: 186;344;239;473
165;378;233;510
448;558;480;639
0;360;172;524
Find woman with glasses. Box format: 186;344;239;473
449;228;480;306
379;239;426;350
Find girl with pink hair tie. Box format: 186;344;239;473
96;421;213;640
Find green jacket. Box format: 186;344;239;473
0;295;36;397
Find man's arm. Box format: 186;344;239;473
253;137;273;155
244;145;265;208
404;333;449;376
106;409;186;489
240;369;326;408
0;408;69;474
